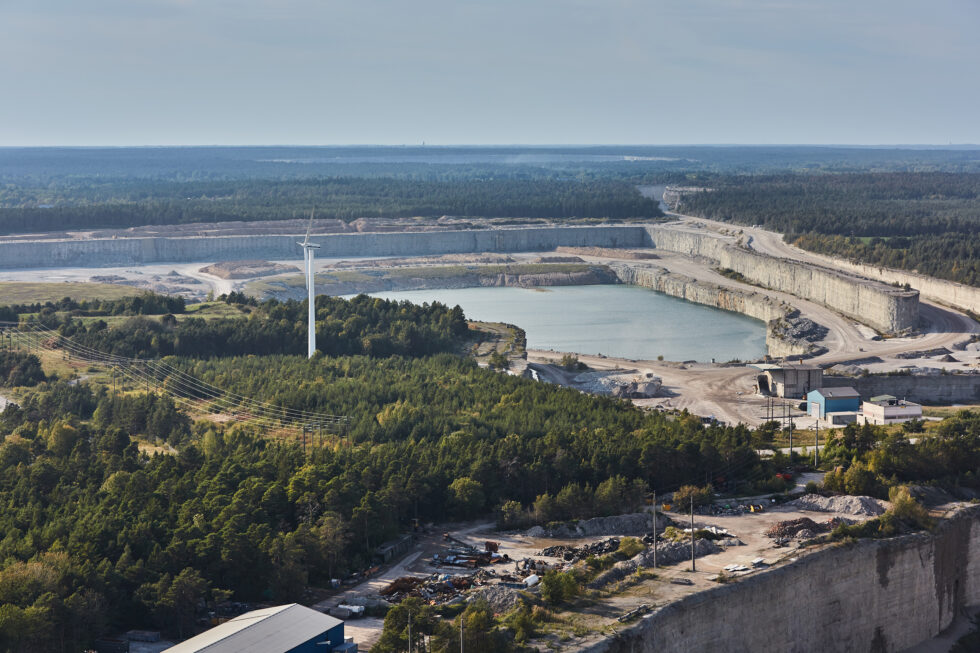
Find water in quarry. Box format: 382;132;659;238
367;285;766;362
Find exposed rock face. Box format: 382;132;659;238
823;374;980;404
610;263;821;359
0;221;921;334
0;225;650;269
644;225;919;335
586;504;980;653
662;186;714;211
268;267;621;300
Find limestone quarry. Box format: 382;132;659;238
1;209;977;424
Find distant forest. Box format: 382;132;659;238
675;172;980;287
3;145;980;235
0;178;661;234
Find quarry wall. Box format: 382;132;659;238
0;223;922;337
824;374;980;405
643;226;920;335
784;247;980;317
586;505;980;653
0;226;649;269
610;263;812;359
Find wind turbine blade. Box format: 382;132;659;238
304;207;315;243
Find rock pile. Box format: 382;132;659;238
787;494;887;517
468;585;524;612
586;539;721;590
539;538;621;561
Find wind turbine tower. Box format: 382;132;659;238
298;211;320;359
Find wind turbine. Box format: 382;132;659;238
298;209;320;359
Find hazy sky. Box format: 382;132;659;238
2;0;978;146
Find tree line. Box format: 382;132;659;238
0;177;661;234
52;294;468;360
0;292;186;324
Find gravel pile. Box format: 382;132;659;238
787;494;886;517
469;585;524;612
765;517;825;539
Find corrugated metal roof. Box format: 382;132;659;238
813;387;860;399
163;604;342;653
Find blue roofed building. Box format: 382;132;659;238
807;387;861;422
163;604;355;653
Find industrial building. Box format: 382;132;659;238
754;364;823;398
858;395;922;425
163;604;354;653
807;387;861;423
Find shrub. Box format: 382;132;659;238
617;537;644;559
488;350;510;370
673;484;714;508
497;500;527;530
539;569;580;606
888;485;932;530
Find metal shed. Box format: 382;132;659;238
163;604;353;653
807;387;861;419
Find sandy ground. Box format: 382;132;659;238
529;349;778;426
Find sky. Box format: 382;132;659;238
1;0;978;146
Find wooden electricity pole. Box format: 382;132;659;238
690;495;696;572
652;490;657;570
814;421;819;467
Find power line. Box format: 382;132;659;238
4;322;349;440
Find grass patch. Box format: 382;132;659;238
923;404;980;419
0;282;141;305
177;302;248;320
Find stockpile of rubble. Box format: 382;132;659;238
786;494;886;517
468;585;525;612
539;538;621;561
765;516;852;542
587;539;722;590
765;517;824;540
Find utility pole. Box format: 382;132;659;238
460;616;464;653
787;401;793;458
651;490;657;570
814;421;819;467
407;611;412;653
690;495;696;572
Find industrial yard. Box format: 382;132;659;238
307;487;977;651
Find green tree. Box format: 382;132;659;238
539;569;580;606
447;477;485;519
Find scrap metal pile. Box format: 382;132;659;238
433;536;510;568
538;538;622;562
380;569;527;606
